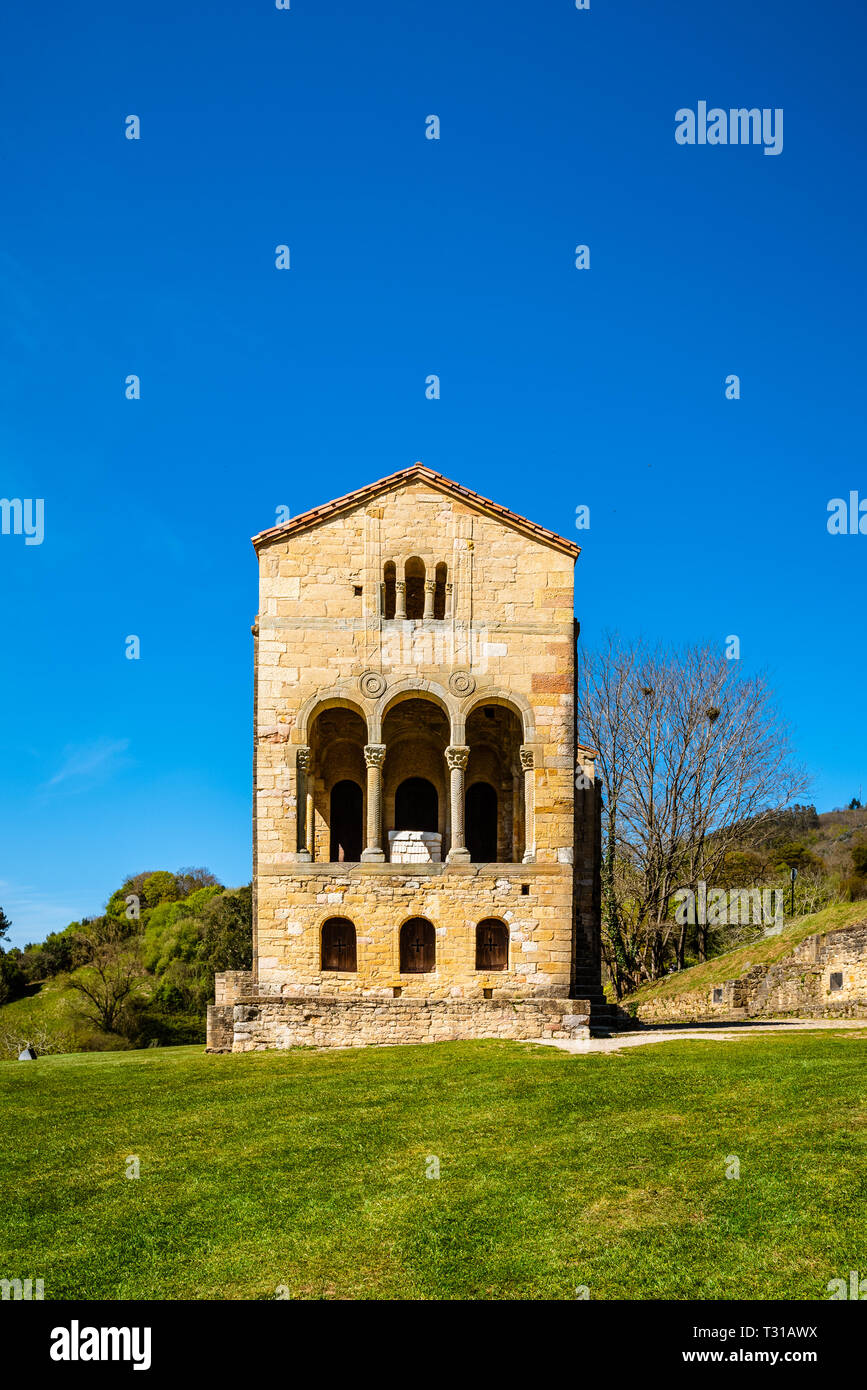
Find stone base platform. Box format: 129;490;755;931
207;992;591;1052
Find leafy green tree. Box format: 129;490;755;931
771;841;819;873
0;950;25;1005
851;843;867;876
0;907;11;943
199;886;253;973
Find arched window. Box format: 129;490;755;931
434;562;447;619
476;919;509;971
405;556;425;619
321;918;357;972
466;781;498;862
400;917;436;973
383;561;396;619
329;780;363;862
395;777;438;832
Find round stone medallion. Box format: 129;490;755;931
359;670;387;699
449;669;476;697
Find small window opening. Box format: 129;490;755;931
383;561;396;619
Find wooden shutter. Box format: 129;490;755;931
322;918;357;972
400;918;436;973
476;919;508;971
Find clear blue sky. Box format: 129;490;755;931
1;0;865;948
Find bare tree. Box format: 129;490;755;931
578;635;809;993
69;918;144;1035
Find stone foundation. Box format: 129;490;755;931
207;989;591;1052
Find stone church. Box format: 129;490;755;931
207;464;606;1052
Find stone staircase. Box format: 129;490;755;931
572;949;629;1036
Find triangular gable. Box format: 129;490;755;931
252;463;580;559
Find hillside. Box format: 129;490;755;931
0;868;250;1058
0;973;204;1059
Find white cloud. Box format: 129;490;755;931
40;737;132;793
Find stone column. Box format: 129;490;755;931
296;747;312;862
361;744;387;862
423;579;436;619
520;747;535;863
394;580;407;619
306;780;315;860
445;745;471;863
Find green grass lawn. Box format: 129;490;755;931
1;1032;864;1300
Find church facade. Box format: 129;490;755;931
207;464;603;1052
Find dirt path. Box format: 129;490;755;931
531;1018;866;1055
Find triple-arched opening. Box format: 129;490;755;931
304;693;531;863
381;558;448;619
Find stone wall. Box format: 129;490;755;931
208;990;591;1052
255;862;574;1000
633;922;867;1023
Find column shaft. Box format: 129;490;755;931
361;744;387;862
520;747;535;863
445;745;471;863
296;747;312;862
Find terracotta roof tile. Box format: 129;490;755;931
251;463;581;559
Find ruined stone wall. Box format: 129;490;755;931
633;922;867;1023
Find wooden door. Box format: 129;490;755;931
400;918;436;973
476;919;508;971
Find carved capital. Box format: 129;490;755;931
296;745;311;772
364;743;387;769
445;745;470;772
394;580;406;594
424;580;435;593
519;747;535;772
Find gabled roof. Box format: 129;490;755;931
251;463;580;559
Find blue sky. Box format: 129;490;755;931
1;0;865;947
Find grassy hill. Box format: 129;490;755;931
0;972;204;1059
1;1032;864;1299
621;900;867;1010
